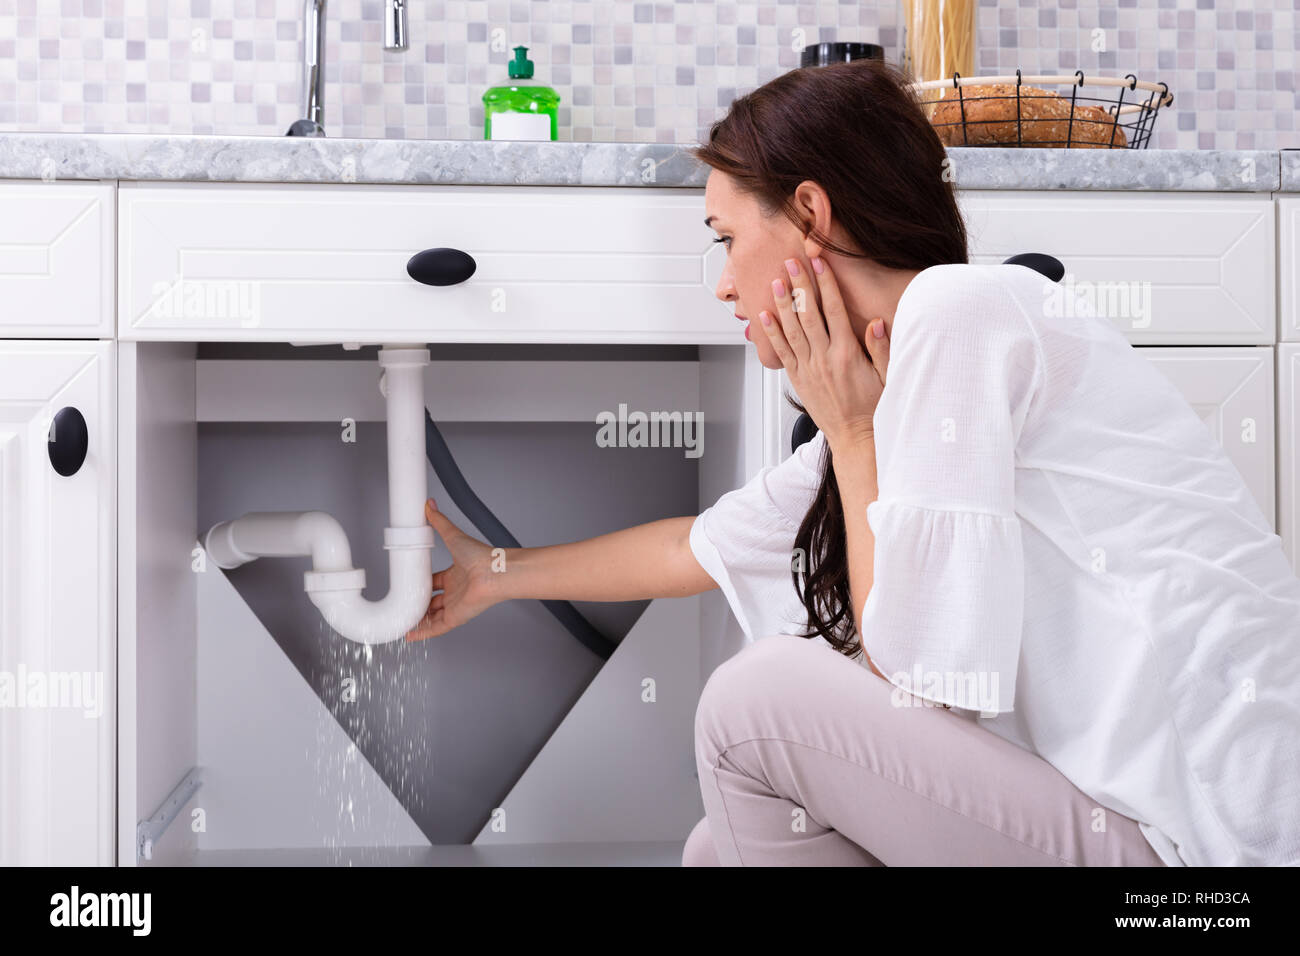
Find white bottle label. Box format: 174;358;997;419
490;111;551;141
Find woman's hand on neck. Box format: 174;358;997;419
819;255;921;344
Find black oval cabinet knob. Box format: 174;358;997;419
406;247;477;287
791;412;819;454
1002;252;1065;284
48;406;89;477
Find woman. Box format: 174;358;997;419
408;59;1300;866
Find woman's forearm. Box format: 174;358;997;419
493;515;718;603
828;432;885;678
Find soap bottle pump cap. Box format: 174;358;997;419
508;45;534;79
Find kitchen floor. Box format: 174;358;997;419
192;841;686;867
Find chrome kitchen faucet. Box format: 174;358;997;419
286;0;409;137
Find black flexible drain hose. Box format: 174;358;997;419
423;409;617;661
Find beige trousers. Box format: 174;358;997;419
685;633;1169;866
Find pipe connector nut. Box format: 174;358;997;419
204;520;251;570
304;567;367;594
383;525;436;551
377;346;430;370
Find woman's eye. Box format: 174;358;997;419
712;236;732;250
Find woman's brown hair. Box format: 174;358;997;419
688;58;968;658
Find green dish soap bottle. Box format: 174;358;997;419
482;45;560;141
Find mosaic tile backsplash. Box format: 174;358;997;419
0;0;1295;149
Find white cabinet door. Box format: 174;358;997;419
1140;347;1275;528
0;181;115;338
0;341;115;865
1280;345;1299;572
960;192;1275;345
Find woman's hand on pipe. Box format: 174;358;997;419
405;497;503;642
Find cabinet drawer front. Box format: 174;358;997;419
1139;346;1275;528
1280;345;1299;573
119;182;737;344
960;192;1275;345
0;181;115;338
1280;198;1300;344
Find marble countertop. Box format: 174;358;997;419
0;131;1292;191
1281;149;1300;191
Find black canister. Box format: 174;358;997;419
799;41;885;68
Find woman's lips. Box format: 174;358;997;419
737;313;750;340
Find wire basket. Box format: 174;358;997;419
908;70;1174;149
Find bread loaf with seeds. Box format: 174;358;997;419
929;83;1128;148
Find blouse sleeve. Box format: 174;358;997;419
859;266;1043;715
689;429;828;643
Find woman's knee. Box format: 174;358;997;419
699;633;801;705
681;815;720;866
694;634;815;748
711;633;810;681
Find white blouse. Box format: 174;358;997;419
689;262;1300;867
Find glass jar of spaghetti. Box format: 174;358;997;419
899;0;978;119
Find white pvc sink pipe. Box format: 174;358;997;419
203;345;435;645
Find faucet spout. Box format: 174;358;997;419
287;0;326;136
287;0;409;137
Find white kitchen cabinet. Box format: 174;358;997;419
0;181;115;338
0;340;116;866
2;171;1295;867
960;191;1275;345
108;181;760;864
1279;197;1300;344
118;182;737;345
1139;347;1276;528
1280;345;1299;572
116;335;760;865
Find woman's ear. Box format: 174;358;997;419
799;221;827;263
793;180;835;254
798;223;823;261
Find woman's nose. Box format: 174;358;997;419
715;273;736;302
